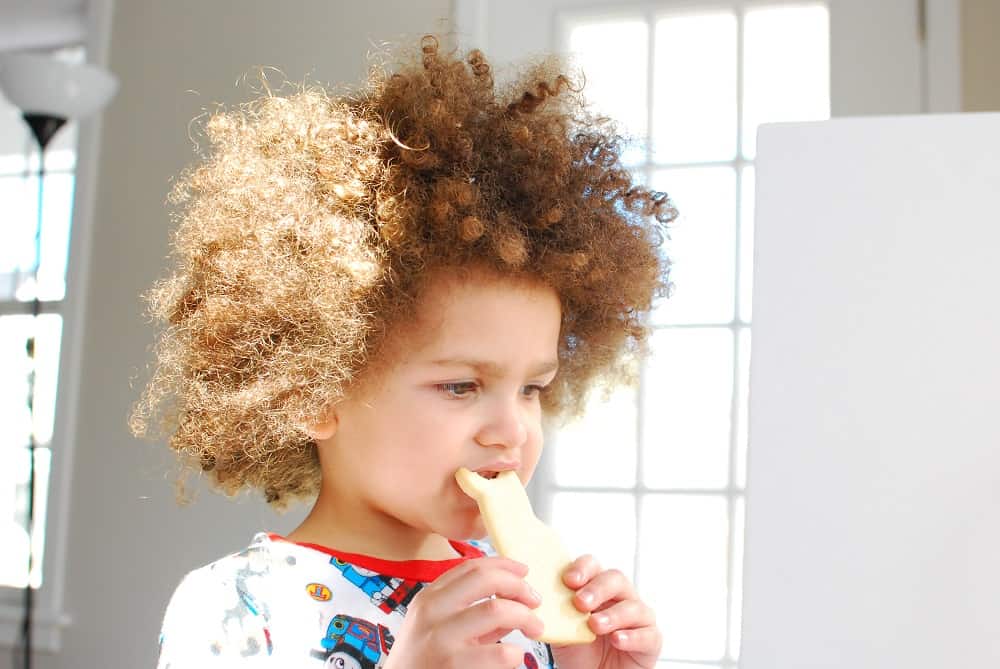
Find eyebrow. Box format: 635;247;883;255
427;357;560;377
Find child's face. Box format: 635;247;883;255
318;271;562;542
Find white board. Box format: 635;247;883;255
741;113;1000;668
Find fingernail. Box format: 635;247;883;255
593;613;609;628
566;569;581;582
578;590;594;606
615;631;629;644
529;585;543;602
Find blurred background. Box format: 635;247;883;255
0;1;995;667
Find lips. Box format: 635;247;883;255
472;462;520;481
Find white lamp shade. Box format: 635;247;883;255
0;52;118;119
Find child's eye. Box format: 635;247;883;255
436;382;548;400
522;384;548;399
438;382;479;399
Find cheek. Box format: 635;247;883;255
376;394;438;438
382;401;465;466
521;422;545;478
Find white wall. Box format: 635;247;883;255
742;113;1000;668
9;2;450;668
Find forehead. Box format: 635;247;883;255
349;271;562;396
405;271;562;360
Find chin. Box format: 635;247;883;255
441;511;488;543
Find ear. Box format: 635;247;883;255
304;405;339;441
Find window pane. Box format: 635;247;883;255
653;11;737;163
0;314;64;446
554;385;637;488
36;172;75;300
729;496;746;661
0;175;37;298
639;494;728;659
733;328;752;488
739;166;755;322
735;328;751;490
2;446;51;588
742;3;830;158
651;167;736;325
569;19;648;166
642;327;733;489
552;492;636;583
0;314;62;588
0;172;75;301
0;152;27;174
633;167;648;187
0;519;31;588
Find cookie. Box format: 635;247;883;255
455;467;595;645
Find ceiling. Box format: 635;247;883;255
0;0;87;54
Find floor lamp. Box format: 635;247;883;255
0;52;117;669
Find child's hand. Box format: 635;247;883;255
550;555;662;669
383;556;544;668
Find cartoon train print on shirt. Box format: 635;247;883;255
216;554;274;658
306;582;333;602
330;557;424;616
310;614;394;669
523;637;555;668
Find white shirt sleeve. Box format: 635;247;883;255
157;566;273;668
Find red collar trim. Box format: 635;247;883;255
266;533;485;582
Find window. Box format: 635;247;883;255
540;4;830;667
0;46;84;595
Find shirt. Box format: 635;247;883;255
157;532;556;668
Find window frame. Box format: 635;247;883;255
0;0;115;651
0;153;77;649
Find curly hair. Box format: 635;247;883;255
129;35;677;509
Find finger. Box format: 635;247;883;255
572;568;636;612
423;557;532;608
475;626;516;645
432;556;529;591
432;561;542;613
562;554;602;590
586;598;656;636
428;556;528;593
454;642;527;669
449;596;545;642
608;625;664;660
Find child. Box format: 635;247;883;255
131;34;676;668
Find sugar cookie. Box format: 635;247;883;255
455;467;595;645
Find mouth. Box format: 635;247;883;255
470;463;519;481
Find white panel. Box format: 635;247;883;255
742;113;1000;668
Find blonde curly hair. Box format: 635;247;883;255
130;35;677;509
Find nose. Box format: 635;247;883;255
474;395;529;451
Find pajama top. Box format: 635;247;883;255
156;532;556;668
